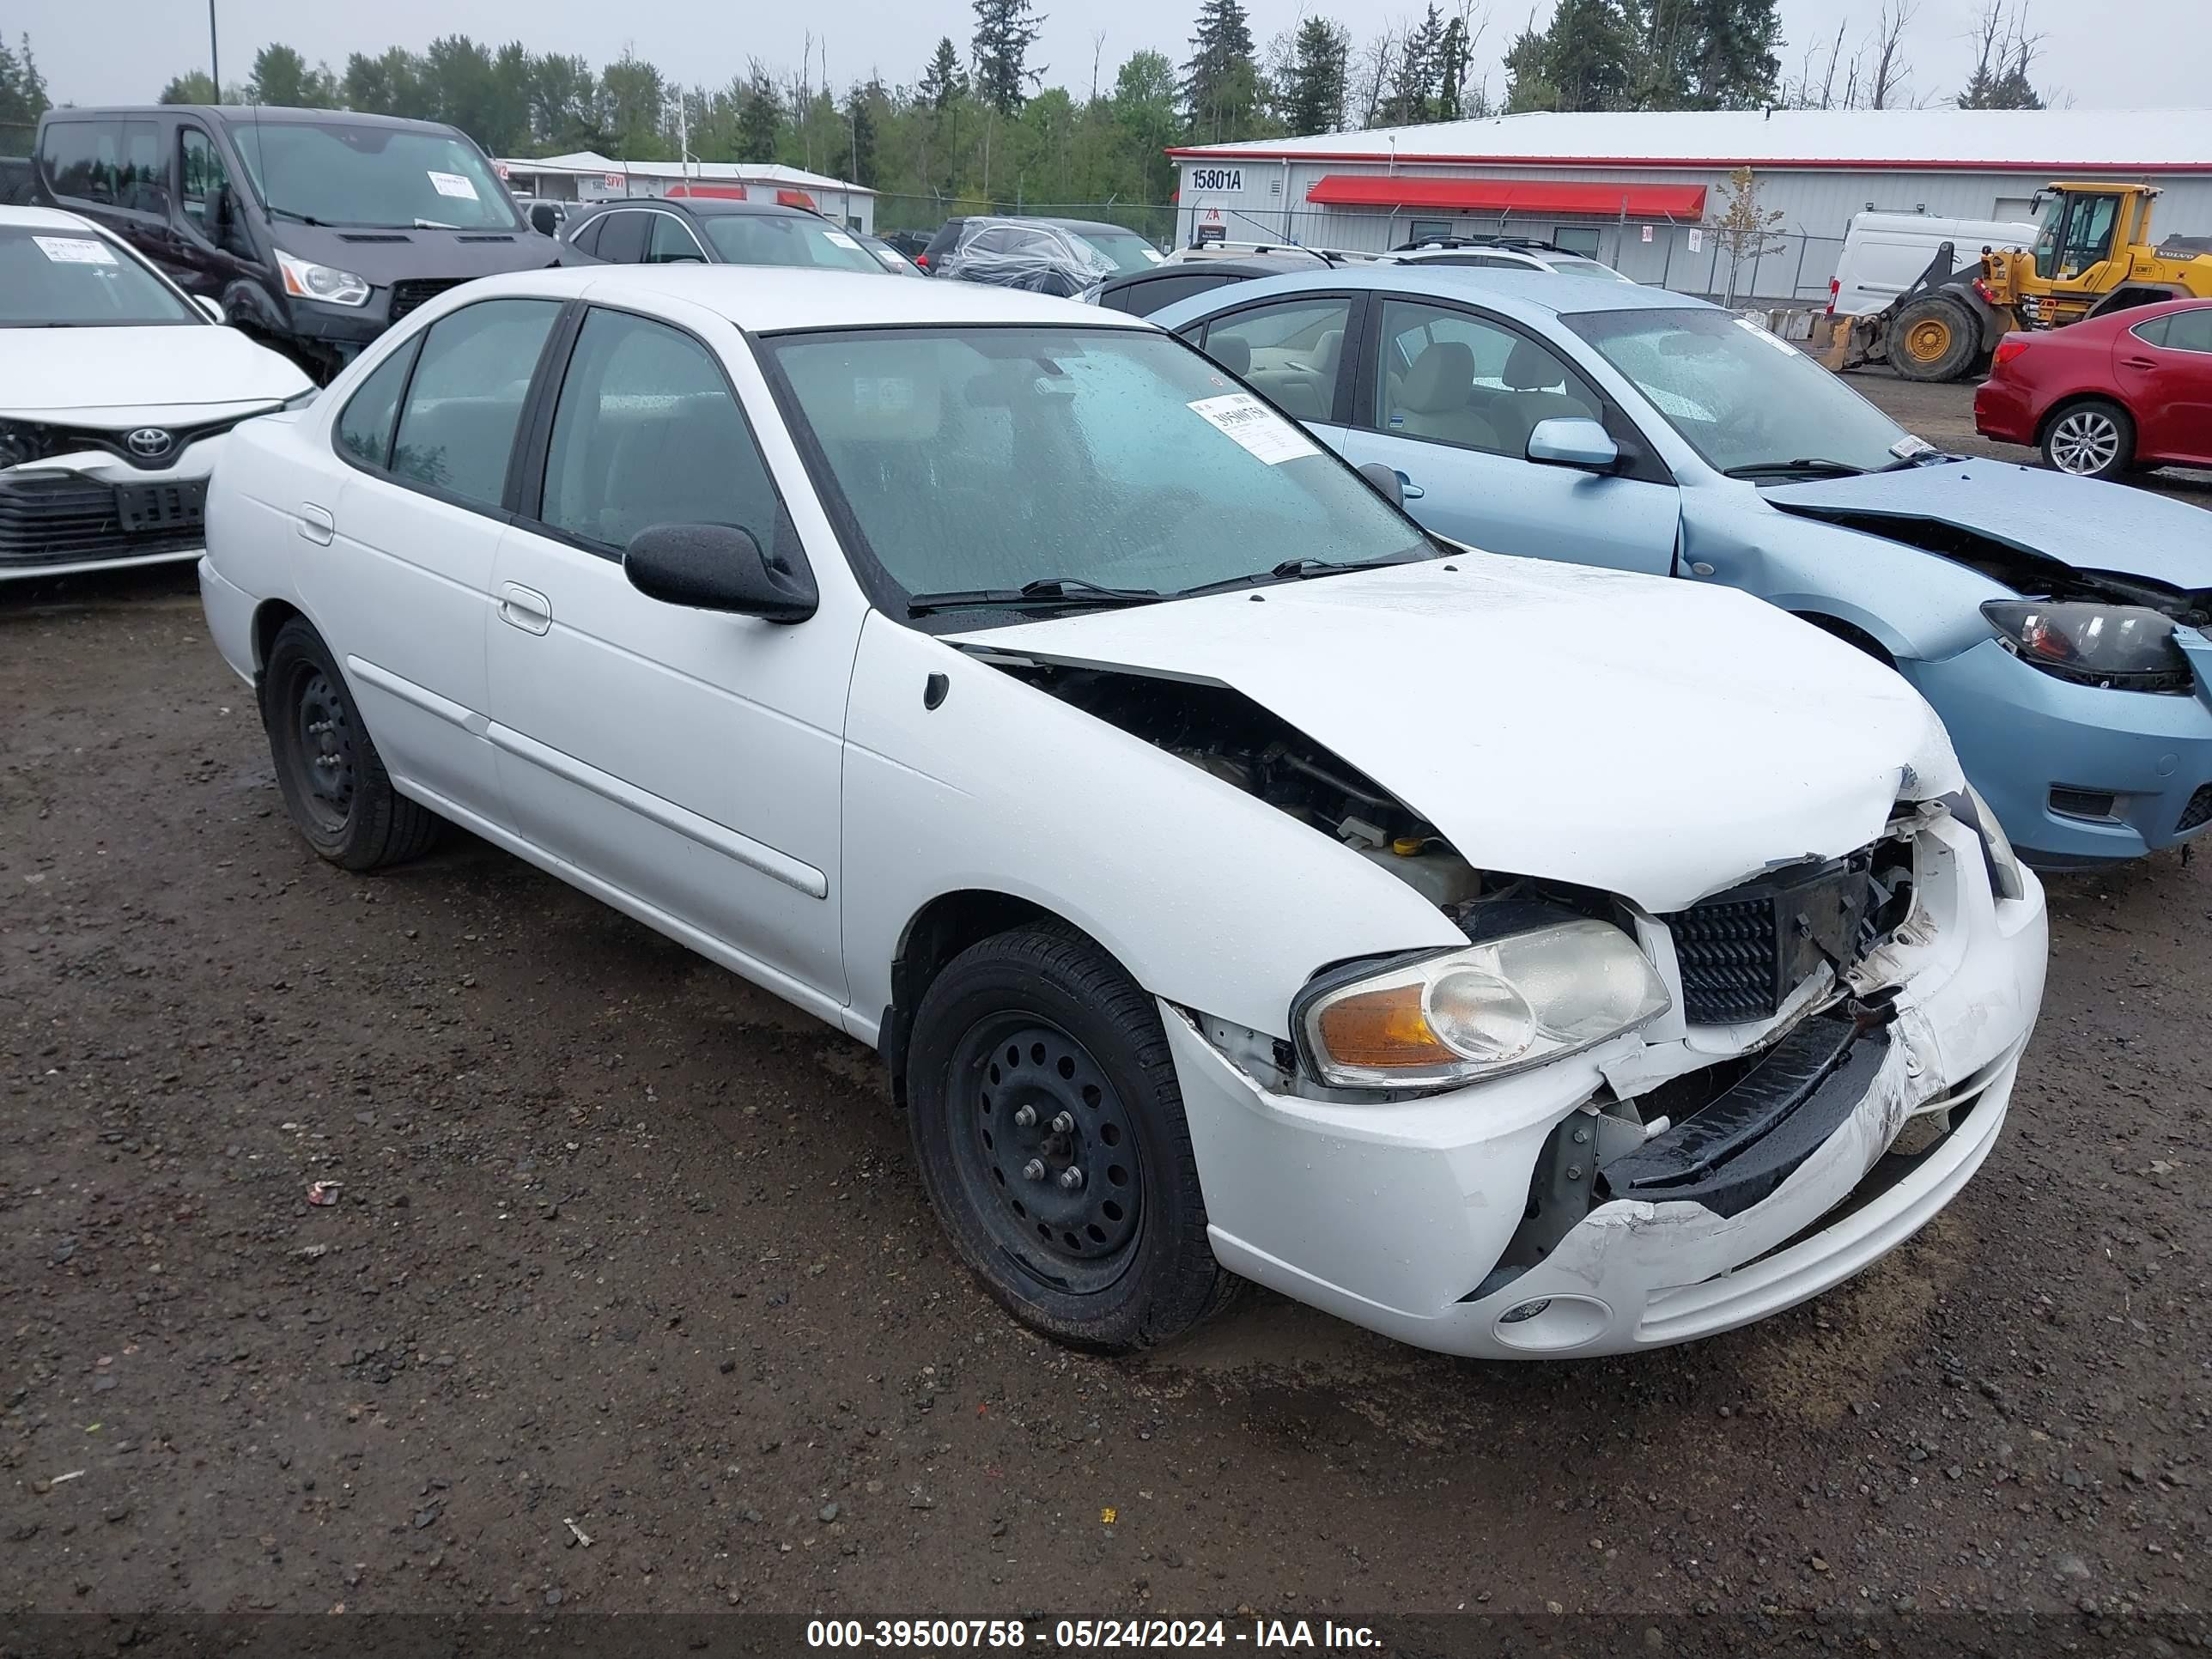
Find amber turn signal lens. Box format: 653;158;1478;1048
1312;985;1449;1069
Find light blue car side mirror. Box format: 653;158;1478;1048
1526;416;1620;473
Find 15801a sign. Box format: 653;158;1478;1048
1188;167;1244;193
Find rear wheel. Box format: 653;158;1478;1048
260;617;441;871
2040;399;2136;480
1888;295;1981;382
905;923;1237;1352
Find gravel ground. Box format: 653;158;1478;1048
3;378;2209;1642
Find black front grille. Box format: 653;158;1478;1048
2179;785;2212;836
0;475;204;566
387;279;462;322
1664;854;1873;1026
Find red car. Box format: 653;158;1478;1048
1974;297;2212;480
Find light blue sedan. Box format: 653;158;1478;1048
1152;267;2212;869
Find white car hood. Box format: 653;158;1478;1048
951;555;1962;914
0;325;310;417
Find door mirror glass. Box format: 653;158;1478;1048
1526;416;1620;471
623;522;818;622
528;202;565;238
1357;461;1404;507
192;294;225;325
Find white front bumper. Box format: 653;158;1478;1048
0;443;221;582
1168;816;2049;1359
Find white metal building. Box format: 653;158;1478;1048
1170;109;2212;301
495;151;876;233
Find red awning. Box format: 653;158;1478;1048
776;188;817;210
1304;174;1706;218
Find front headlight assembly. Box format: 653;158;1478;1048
1982;599;2186;691
1294;919;1672;1091
275;249;372;308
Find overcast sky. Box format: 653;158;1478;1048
16;0;2209;115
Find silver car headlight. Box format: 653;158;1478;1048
276;249;372;308
1293;919;1672;1091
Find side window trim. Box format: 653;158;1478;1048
329;298;567;522
655;212;709;262
512;300;798;565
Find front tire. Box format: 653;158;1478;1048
260;617;441;871
2040;398;2136;479
906;924;1237;1352
1888;295;1980;382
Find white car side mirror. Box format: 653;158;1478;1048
193;295;227;325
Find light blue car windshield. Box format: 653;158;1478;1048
1566;307;1912;477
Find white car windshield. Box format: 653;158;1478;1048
228;119;521;231
1567;307;1915;477
1073;228;1165;273
765;325;1429;612
703;215;885;274
1551;258;1633;283
0;224;198;327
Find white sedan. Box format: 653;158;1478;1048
197;265;2048;1358
1;205;313;582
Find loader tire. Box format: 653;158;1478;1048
1888;295;1981;383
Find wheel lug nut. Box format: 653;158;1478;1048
1021;1158;1046;1182
1013;1105;1036;1128
1050;1111;1074;1134
1057;1165;1084;1191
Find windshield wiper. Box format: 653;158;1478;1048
1179;554;1419;598
263;204;332;227
1723;458;1869;480
907;577;1163;617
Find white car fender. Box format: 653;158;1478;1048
839;611;1466;1046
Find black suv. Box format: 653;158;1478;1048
33;106;562;380
561;197;887;275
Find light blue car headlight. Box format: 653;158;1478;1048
1981;599;2187;692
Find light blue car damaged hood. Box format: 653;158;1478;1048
1765;461;2212;594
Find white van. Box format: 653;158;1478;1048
1828;211;2038;315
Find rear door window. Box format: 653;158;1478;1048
593;211;649;264
387;299;562;510
2162;308;2212;354
1198;295;1354;422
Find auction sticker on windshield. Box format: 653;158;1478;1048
428;171;480;200
824;230;864;251
1188;392;1320;465
33;236;118;265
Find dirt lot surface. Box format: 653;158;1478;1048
4;378;2210;1646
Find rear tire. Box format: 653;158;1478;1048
905;923;1238;1352
1888;295;1981;382
260;617;441;871
2040;399;2136;480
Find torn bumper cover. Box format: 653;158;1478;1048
1164;813;2047;1359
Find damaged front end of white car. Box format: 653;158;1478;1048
935;565;2050;1359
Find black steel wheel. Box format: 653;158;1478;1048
946;1013;1145;1294
906;923;1239;1352
260;617;441;871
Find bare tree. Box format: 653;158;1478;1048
1352;26;1400;129
1089;29;1107;101
1711;166;1790;306
1958;0;2045;107
1865;1;1915;111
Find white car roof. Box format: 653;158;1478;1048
0;204;103;234
455;264;1156;334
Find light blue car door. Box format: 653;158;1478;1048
1334;295;1680;575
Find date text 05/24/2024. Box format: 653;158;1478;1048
805;1619;1381;1650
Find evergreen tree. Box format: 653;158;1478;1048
920;38;966;111
737;67;784;160
1;30;50;126
1281;17;1350;136
1377;4;1441;125
1504;0;1637;112
1434;10;1474;118
246;44;336;108
1635;0;1781;110
839;79;884;185
972;0;1045;115
1182;0;1260;143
